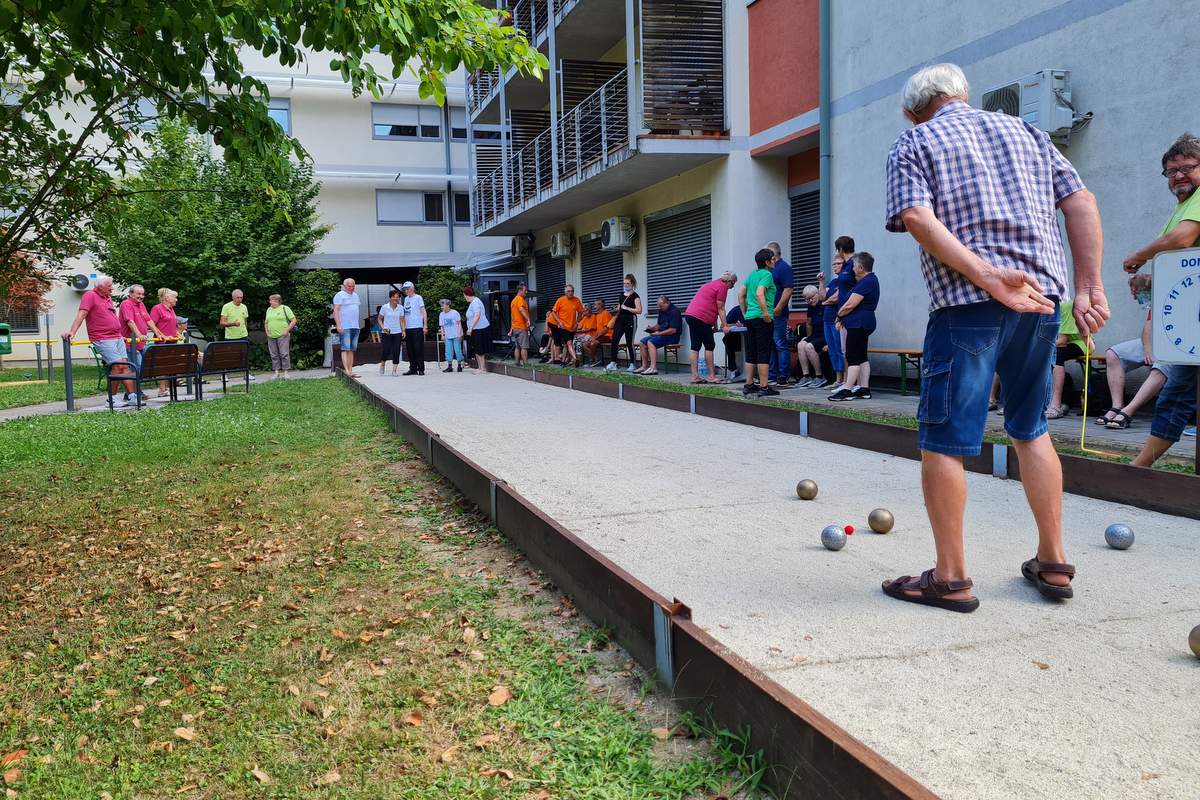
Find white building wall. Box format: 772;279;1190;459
829;0;1185;358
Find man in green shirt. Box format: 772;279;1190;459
220;289;250;340
739;248;778;397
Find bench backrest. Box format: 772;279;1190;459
201;340;250;373
141;343;199;379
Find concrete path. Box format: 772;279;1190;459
357;368;1199;800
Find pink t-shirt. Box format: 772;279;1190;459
150;303;178;338
118;297;152;350
79;290;122;341
684;279;730;325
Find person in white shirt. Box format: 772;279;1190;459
438;299;465;373
332;278;363;378
463;286;491;373
401;280;428;376
377;289;406;376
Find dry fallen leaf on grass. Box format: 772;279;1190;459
651;727;671;741
439;746;459;764
318;769;341;785
402;710;424;727
0;753;26;769
3;768;21;784
172;727;196;742
480;767;515;780
331;629;350;641
419;693;439;707
462;627;477;645
316;673;333;687
475;734;499;748
250;767;272;784
487;686;513;707
142;676;159;688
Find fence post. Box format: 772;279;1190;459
62;338;75;411
574;110;581;180
35;342;43;380
600;90;608;166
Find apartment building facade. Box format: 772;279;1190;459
468;0;1188;371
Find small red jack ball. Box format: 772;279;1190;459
844;525;855;535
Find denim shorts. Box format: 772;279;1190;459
1149;364;1198;443
339;327;360;352
641;334;680;348
93;338;129;366
918;300;1059;456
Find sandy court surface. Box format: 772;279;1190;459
358;369;1200;800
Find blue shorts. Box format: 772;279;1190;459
641;334;680;349
339;328;361;352
918;300;1058;457
1149;364;1197;443
93;338;129;367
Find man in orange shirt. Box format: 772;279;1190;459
548;284;585;365
508;283;532;365
576;299;613;367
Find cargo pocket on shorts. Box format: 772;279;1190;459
917;359;953;425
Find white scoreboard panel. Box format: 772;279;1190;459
1151;247;1200;365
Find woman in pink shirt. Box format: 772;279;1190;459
148;288;181;396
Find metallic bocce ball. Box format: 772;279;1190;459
1189;625;1200;659
868;508;895;534
821;524;847;551
796;479;819;500
1104;523;1135;550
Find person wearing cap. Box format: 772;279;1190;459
438;298;465;373
401;280;427;376
463;286;491;372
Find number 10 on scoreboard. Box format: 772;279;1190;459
1152;248;1200;365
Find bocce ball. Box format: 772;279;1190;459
821;524;847;551
1104;523;1135;550
868;508;895;534
796;479;819;500
1189;625;1200;659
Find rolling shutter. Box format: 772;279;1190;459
789;189;821;308
534;249;566;321
579;237;625;307
645;202;712;316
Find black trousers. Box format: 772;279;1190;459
611;315;636;363
405;328;425;373
380;332;404;365
724;332;741;372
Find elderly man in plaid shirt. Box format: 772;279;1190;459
881;63;1109;613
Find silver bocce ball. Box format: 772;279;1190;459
821;524;847;551
1104;523;1135;550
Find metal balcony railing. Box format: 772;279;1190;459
471;68;630;230
509;0;549;41
466;68;499;116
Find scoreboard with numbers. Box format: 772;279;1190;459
1151;247;1200;365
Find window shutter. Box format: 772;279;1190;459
789;190;821;307
579;237;624;307
645;203;711;316
534;250;566;321
377;190;422;223
373;104;418;125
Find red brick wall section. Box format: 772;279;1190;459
788;149;819;188
748;0;820;136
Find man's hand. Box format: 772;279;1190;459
336;326;344;335
1144;350;1155;366
61;331;73;340
763;314;773;324
981;268;1055;314
1122;254;1146;273
1073;285;1110;335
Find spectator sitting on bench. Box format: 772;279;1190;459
635;295;682;375
577;300;612;367
796;285;827;388
1046;298;1090;419
1097;276;1166;429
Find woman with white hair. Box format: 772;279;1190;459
149;287;181;396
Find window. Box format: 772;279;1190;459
789;189;821;308
450;107;468;141
453;192;471;224
377;190;446;224
372;103;442;140
267;97;291;134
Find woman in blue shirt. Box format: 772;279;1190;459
831;252;880;401
822;236;858;390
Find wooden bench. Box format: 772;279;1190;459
132;343;199;408
196;340;250;399
870;348;1108;396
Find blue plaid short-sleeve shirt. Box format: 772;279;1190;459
884;100;1085;311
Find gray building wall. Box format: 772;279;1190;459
829;0;1184;360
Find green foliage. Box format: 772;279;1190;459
0;0;548;282
289;269;342;369
93;122;327;341
416;266;473;336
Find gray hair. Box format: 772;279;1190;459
901;63;969;114
127;283;144;293
1162;133;1200;168
802;284;818;298
95;275;114;287
764;242;782;258
231;288;244;297
720;270;738;284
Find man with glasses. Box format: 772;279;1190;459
1127;133;1200;466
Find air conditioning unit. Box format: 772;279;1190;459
549;230;574;259
981;69;1087;144
511;233;534;258
601;217;636;251
68;273;98;292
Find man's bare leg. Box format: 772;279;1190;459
1132;435;1174;468
1010;434;1069;587
1104;351;1125;419
918;451;972;600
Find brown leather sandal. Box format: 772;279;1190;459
1021;557;1075;600
881;568;980;613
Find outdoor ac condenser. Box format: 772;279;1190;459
981;69;1085;144
510;233;534;258
601;217;636;251
550;230;574;258
68;273;98;292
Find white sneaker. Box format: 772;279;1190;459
626;363;637;373
110;395;130;409
605;361;617;371
827;382;843;394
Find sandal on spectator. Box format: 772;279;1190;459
881;569;979;613
1045;404;1068;420
1105;411;1132;429
642;369;659;375
1095;407;1120;426
1021;557;1075;600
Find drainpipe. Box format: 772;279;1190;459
818;0;831;278
443;103;455;253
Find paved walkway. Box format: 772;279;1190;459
356;368;1198;800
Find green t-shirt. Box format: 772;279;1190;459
221;301;250;339
264;305;295;338
1161;189;1200;242
743;269;777;320
1058;299;1084;349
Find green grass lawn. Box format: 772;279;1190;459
0;379;763;799
0;364;105;410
